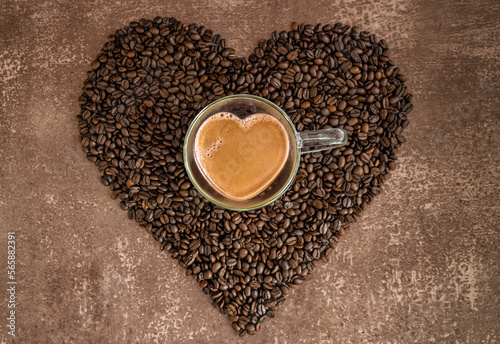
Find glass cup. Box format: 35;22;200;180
183;94;348;211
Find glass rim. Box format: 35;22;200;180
183;94;301;211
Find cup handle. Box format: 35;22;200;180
297;128;348;153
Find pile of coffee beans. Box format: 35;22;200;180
77;17;412;336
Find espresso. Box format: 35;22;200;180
194;112;289;200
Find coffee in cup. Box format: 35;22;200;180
183;95;348;211
194;112;289;200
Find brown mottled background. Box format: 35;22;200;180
1;0;499;343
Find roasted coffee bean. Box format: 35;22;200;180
78;18;411;336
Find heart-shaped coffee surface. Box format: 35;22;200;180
78;17;412;336
195;112;289;200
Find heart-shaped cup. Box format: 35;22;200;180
194;112;290;201
184;94;348;211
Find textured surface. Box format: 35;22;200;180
0;0;499;343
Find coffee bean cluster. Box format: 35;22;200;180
77;17;412;336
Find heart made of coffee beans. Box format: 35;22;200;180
78;17;412;336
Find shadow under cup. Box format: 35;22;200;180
183;95;300;211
